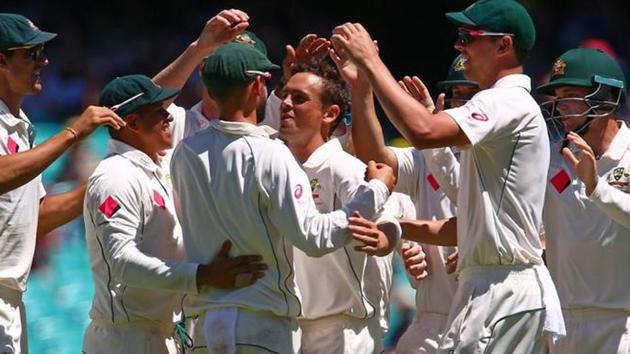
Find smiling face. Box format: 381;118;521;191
129;102;174;155
279;72;340;148
0;44;49;96
454;29;514;89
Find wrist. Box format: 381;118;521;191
585;176;599;196
63;126;79;145
189;40;218;59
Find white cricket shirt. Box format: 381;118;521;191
390;147;458;315
0;99;46;292
444;74;549;269
84;139;198;324
170;119;390;318
545;121;630;309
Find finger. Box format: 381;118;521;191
212;16;232;29
228;22;249;36
400;242;411;251
218;10;241;24
561;147;579;168
566;134;594;154
230;254;264;265
330;34;350;50
436;93;446;112
351;233;379;246
446;251;458;262
232;262;268;274
398;80;411;94
415;271;428;280
231;9;250;21
215;240;232;258
298;34;317;49
354;245;377;255
328;48;342;65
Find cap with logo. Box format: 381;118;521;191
99;75;180;117
537;47;626;100
437;55;478;90
445;0;536;53
233;30;268;55
0;13;57;51
202;42;280;95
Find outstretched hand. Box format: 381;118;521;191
282;34;331;83
398;75;444;113
196;240;267;291
196;9;250;53
330;23;379;69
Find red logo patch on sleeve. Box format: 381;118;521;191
294;184;303;199
470;112;489;121
153;190;165;209
427;174;440;191
7;137;19;154
98;196;120;218
550;169;571;193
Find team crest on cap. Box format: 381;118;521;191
454;57;466;72
551;59;566;77
234;33;256;46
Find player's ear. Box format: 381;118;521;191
497;36;512;54
123;113;141;132
323;104;341;125
0;52;10;69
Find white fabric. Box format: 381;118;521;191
170;119;390;319
396;312;448;354
82;320;178;354
438;265;548;353
84;139;198;326
295;138;400;324
444;74;549;270
0;99;46;292
550;308;630;354
545;121;630;310
202;308;238;354
201;308;301;354
299;314;374;354
441;74;565;338
0;287;26;354
260;91;282;131
390;147;458;316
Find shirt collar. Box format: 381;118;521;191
0;99;30;128
600;120;630;162
189;101;211;130
107;138;161;175
210;119;278;139
302;138;343;169
490;74;531;92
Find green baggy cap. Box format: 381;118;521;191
0;13;57;51
99;75;180;117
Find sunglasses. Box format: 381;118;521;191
456;28;514;46
245;70;272;83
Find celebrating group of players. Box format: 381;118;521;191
0;0;629;353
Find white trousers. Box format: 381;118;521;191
550;308;630;354
82;320;178;354
0;287;26;354
299;314;374;354
396;312;448;354
438;265;548;354
199;308;301;354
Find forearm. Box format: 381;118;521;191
400;217;458;246
153;41;216;91
351;82;398;170
589;179;630;228
37;184;86;237
0;130;74;195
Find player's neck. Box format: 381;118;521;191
201;93;219;121
287;136;326;164
481;66;523;89
582;117;620;158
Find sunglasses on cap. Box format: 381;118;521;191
245;70;272;82
456;28;514;47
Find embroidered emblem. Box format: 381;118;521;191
550;169;571;193
99;196;120;218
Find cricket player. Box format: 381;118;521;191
170;42;396;354
82;75;266;354
0;13;126;353
330;45;458;354
537;47;630;354
277;58;401;353
330;0;566;351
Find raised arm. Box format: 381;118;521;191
330;46;398;171
0;106;123;195
331;23;469;149
152;9;250;105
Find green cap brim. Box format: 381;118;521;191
437;79;478;90
445;12;477;27
117;87;180;117
24;31;57;47
536;78;593;96
150;87;180;103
